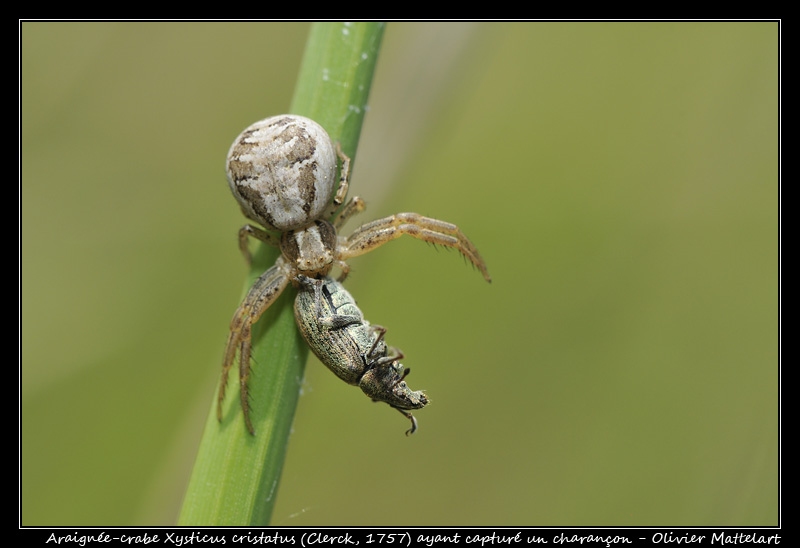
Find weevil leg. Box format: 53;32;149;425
394;408;418;436
391;365;411;387
238;224;281;265
365;325;387;359
295;274;362;329
370;347;405;370
340;212;491;282
293;273;318;292
218;257;292;433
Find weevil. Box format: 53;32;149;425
293;274;428;435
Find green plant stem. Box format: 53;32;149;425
178;21;385;526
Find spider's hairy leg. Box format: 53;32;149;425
340;212;491;282
319;143;354;220
331;195;366;230
218;256;292;434
333;143;351;206
326;196;366;282
238;224;281;265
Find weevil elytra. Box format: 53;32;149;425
219;114;489;433
293;274;428;435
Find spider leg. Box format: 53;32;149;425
322;143;353;220
331;195;366;230
238;224;281;265
332;143;351;208
340;213;491;282
326;196;366;282
218;256;292;433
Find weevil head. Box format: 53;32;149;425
359;360;429;411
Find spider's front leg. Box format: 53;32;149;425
218;256;292;434
320;195;367;283
238;224;281;265
340;212;491;282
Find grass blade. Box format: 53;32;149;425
178;21;385;526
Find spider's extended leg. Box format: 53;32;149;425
325;196;368;282
340;213;491;282
238;224;281;265
331;195;366;230
321;143;353;220
218;256;292;433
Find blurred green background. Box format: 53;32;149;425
20;22;779;526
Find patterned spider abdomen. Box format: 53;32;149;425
226;115;338;232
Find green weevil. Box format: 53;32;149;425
293;274;429;435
